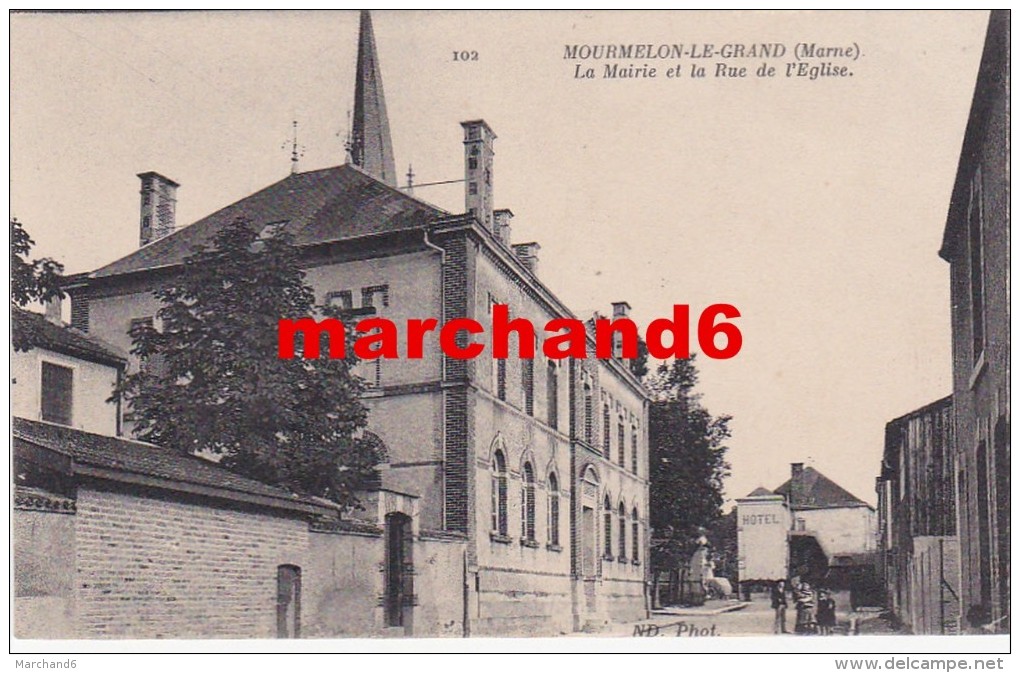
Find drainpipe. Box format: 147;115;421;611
423;226;453;533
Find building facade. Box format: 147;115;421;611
937;10;1009;634
877;396;960;634
59;12;650;636
738;464;877;593
12;308;466;639
12;306;125;437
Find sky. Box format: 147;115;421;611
10;10;991;506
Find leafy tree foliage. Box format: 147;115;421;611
112;217;382;507
11;218;65;351
629;337;650;379
705;506;739;584
646;355;732;575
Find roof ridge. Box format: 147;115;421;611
340;161;449;214
12;416;320;505
87;165;443;280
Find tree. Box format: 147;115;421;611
629;337;650;379
646;355;732;603
11;218;65;351
112;217;382;508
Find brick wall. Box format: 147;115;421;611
16;483;468;639
438;232;473;535
75;486;308;638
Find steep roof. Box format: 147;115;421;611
773;466;870;510
351;10;397;186
13;417;335;516
745;486;775;497
89;164;444;280
939;10;1009;260
12;307;126;367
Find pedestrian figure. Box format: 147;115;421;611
794;580;816;634
817;588;836;635
770;579;788;634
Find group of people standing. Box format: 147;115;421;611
770;579;837;635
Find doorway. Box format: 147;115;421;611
276;564;301;638
385;512;414;629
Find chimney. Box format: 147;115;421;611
493;208;514;246
462;120;495;230
512;242;540;275
611;301;632;358
790;463;805;508
138;172;179;247
44;295;62;325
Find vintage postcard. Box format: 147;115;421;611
8;9;1010;660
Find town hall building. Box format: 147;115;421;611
60;11;650;636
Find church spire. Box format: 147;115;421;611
350;10;397;187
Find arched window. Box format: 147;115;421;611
584;383;593;443
580;466;600;577
631;428;639;475
602;404;611;455
547;472;560;547
492;450;508;536
521;461;536;542
617;420;625;466
618;502;627;561
603;494;613;558
631;508;640;563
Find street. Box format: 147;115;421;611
597;592;899;638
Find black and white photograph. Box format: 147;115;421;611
8;9;1010;659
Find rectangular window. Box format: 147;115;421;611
617;422;625;466
968;171;985;361
130;317;166;377
547;362;558;430
603;405;611;455
41;362;73;426
523;358;534;416
326;290;353;311
584;386;593;444
360;285;389;388
631;429;639;474
497;359;506;401
361;285;390;310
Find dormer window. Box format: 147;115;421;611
258;221;287;239
326;291;354;311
